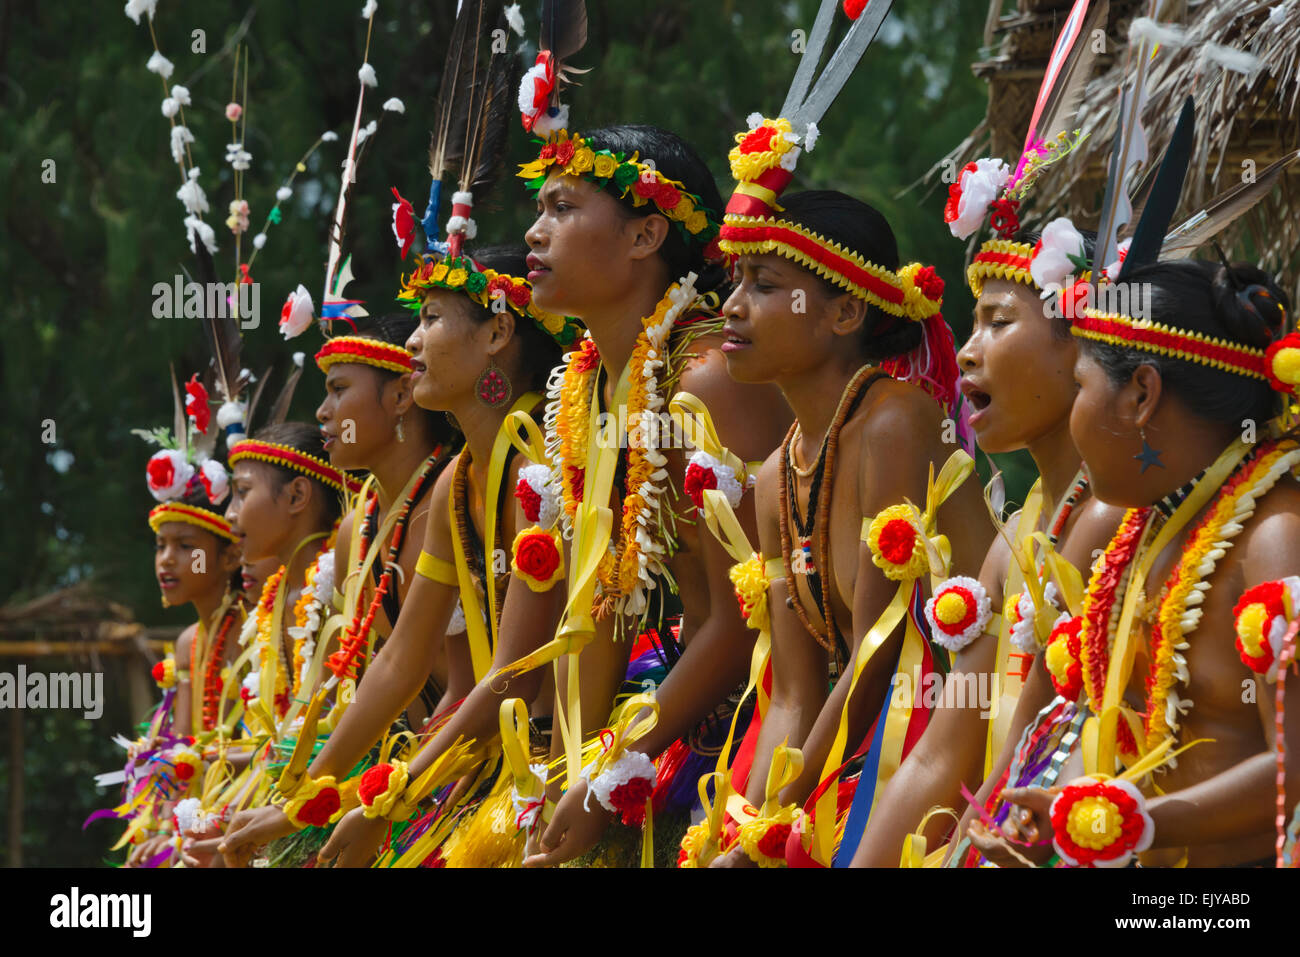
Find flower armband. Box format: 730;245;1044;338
515;464;561;528
511;526;565;592
510;762;551;833
168;746;203;785
1048;776;1154;868
582;749;657;824
684;450;745;513
864;504;930;582
924;576;992;653
1008;582;1062;654
357;761;412;821
1233;577;1300;683
1044;613;1084;700
729;554;771;633
151;656;176;690
283;775;345;830
736;803;800;868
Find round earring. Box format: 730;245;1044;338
395;415;405;443
475;356;512;408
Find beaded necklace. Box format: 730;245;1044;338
326;455;441;682
450;448;510;636
190;604;238;732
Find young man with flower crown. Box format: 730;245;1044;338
962;77;1300;866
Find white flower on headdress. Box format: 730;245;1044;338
252;233;267;250
147;449;194;502
176;168;209;215
803;122;820;153
276;186;292;202
279;285;315;340
358;62;377;88
361;0;378;17
242;671;260;697
124;0;158;25
1030;217;1087;294
198;459;230;505
170;125;194;164
382;97;405;114
184;216;217;255
321;131;339;142
446;191;478;240
1105;238;1132;282
146;50;174;81
945;158;1011;240
505;3;525;36
355;119;378;145
217;400;247;444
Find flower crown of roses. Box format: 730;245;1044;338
396;253;581;348
517;131;722;253
718;118;944;322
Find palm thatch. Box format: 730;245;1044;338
935;0;1300;300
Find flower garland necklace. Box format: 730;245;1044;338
289;541;334;695
327;458;440;682
1144;439;1300;751
190;603;239;732
544;278;699;621
250;566;288;713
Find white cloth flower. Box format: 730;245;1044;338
582;750;657;813
946;158;1011;240
518;463;561;528
924;576;992;653
447;599;467;635
510;762;549;831
184;216;217;254
170;85;191;106
1010;581;1059;653
358;62;377;87
382;97;405;113
169;125;194;164
279;284;315;340
176;168;209;215
686;450;743;512
1030;217;1087;293
198;459;230;505
532;105;569;138
173;797;203;834
161;96;180;118
803;121;820;152
146;50;174;80
242;671;260;696
314;550;336;603
356;119;378;144
505;3;525;36
147;449;194;502
225;142;253;171
123;0;158;25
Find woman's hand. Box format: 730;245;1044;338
207;804;296;867
707;843;756;868
125;834;173;868
522;778;614;867
317;806;389;868
966;786;1058;868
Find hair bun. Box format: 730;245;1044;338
1211;262;1290;348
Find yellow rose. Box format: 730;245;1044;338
446;268;468;288
593;154;617;179
570;148;595;174
431;263;449;283
685;210;708;235
670;195;694;222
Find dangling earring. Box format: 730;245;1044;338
1134;427;1165;473
475;356;512;408
395;415;405;443
161;593;170;609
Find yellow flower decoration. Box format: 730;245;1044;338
865;504;928;582
685;210;708;235
729;554;770;633
511;526;566;592
570;147;595;174
1064;795;1124;850
283;774;345;829
359;760;411;820
727;117;796;183
677;820;711;868
445;268;469;288
431;263;449;283
593;153;618;179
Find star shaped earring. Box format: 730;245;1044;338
1134;428;1165;473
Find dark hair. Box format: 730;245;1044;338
775;190;919;361
1077;259;1290;426
350;312;460;450
250;421;343;523
583;124;730;297
462;244;563;393
1013;227;1098;340
157;479;241;594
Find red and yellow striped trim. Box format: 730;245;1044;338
967;239;1036;297
148;503;237;542
315;336;414;375
228;440;361;495
719;216;909;317
1072;309;1269;380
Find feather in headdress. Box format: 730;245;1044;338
1160;150;1300;259
1118;96;1194;279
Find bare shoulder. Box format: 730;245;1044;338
175;622;198;657
851;378;946;447
335;509;355;567
1238;474;1300;584
1058;495;1125;573
677;334;791;463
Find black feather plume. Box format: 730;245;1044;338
1118;97;1194;280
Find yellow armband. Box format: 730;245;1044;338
415;550;457;586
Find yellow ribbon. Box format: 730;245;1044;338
900;805;959;868
669;392;752;487
499;698;546;820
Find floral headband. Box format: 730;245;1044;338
227;439;360;495
397;253;581;348
314;335;415;375
148;502;237;542
518;131;722;252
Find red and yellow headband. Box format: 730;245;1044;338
227;439;361;495
314;336;414;375
719;118;943;322
1071;308;1269;381
148;502;237;542
967;240;1036;298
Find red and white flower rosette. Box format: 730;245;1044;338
1233;577;1300;682
511;525;565;592
279;284;315;340
1029;216;1087;294
514;463;560;528
943;158;1011;240
582;748;657;826
511;762;550;833
684;450;745;514
1049;775;1154;868
357;760;411;820
1043;612;1084;700
147;449;194;502
1265;332;1300;396
1009;581;1060;654
198;458;229;505
923;576;991;653
283;775;345;829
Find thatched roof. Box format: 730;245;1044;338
944;0;1300;299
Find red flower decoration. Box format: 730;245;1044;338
943;162;977;225
239;263;253;285
151;661;167;683
988;197;1021;239
174;761;194;781
1265;332;1300;395
185;374;210;434
756;822;792;859
609;775;655;824
566;464;586;504
514;531;561;583
507;282;532;308
843;0;869;20
1050;779;1148;867
683;462;717;510
1061;278;1092;321
554;140;576;167
877;519;918;566
1044;615;1083;700
521;53;555;132
633;174;659;199
570;338;601;373
295;788;342;828
487;276;513;299
239;686;254;703
657;185;681;210
147;454;177;492
515;478;543;523
913;265;945;301
739;125;778;155
358;763;393;807
391;187;416;260
540;143;557;161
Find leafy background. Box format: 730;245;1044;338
0;0;1034;865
